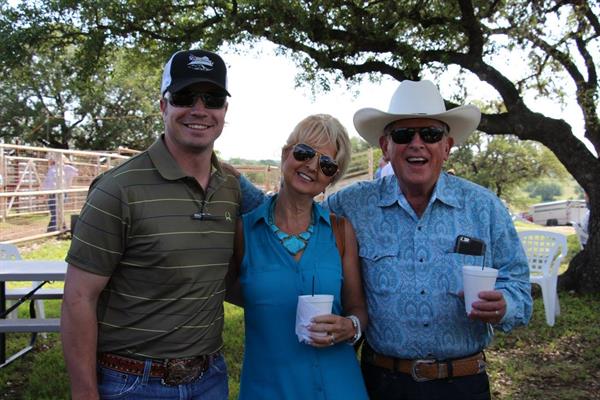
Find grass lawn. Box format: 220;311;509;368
1;237;599;400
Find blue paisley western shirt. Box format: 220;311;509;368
240;172;532;360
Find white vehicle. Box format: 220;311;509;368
530;200;588;226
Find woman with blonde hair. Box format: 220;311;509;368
229;114;368;399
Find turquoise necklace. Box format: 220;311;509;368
268;198;315;256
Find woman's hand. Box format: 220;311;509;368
308;314;356;348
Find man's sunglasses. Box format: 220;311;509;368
388;127;446;144
292;143;339;177
165;91;227;109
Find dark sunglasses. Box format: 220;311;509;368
388;126;446;144
165;91;227;109
292;143;339;177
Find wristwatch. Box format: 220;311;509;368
345;315;362;345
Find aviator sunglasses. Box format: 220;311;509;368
292;143;339;177
388;126;446;144
165;91;227;109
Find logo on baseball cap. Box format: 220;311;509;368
161;49;230;96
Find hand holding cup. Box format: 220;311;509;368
295;295;333;344
462;265;505;323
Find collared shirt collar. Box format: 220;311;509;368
148;135;225;183
248;195;331;229
376;172;464;210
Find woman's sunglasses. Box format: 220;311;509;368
165;91;227;109
292;143;339;177
388;126;446;144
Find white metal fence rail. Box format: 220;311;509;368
1;145;376;243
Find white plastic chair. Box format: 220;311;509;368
0;243;47;320
518;231;567;326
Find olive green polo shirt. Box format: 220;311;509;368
66;136;240;359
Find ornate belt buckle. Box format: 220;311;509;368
411;359;436;382
161;358;205;386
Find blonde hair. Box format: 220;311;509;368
282;114;351;185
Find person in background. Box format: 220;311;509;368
374;156;388;179
238;80;532;400
41;154;78;232
374;155;395;179
579;191;590;248
379;160;394;178
228;114;368;399
61;49;238;400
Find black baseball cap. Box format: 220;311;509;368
161;49;230;96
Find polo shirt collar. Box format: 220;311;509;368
148;135;225;182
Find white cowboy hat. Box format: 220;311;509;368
353;80;481;146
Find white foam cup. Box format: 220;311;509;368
295;294;334;342
462;266;498;314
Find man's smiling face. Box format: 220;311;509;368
380;118;453;196
160;82;228;155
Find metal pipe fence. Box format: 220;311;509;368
0;144;129;243
0;145;375;243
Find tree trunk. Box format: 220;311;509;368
559;205;599;294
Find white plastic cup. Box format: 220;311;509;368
295;294;334;341
462;266;498;314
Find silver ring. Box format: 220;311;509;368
330;333;336;345
495;310;500;316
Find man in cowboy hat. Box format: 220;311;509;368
325;80;532;399
236;79;532;399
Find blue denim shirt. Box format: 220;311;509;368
240;173;532;359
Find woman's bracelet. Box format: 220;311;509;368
345;315;362;345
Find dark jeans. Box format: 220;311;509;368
47;194;57;231
361;360;491;400
47;194;67;232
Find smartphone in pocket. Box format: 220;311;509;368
454;235;486;256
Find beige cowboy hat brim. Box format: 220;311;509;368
353;80;481;147
354;105;481;147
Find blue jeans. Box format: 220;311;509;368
97;354;228;400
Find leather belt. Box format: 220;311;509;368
363;344;486;382
97;352;220;386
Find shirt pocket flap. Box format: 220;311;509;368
358;242;399;262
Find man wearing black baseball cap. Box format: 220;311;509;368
62;49;239;399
